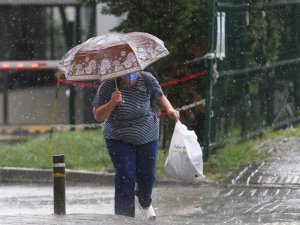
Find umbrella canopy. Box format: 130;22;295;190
58;32;170;82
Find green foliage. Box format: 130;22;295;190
82;0;208;68
245;1;282;68
0;129;112;172
217;0;286;104
0;129;168;176
266;124;300;139
206;140;270;180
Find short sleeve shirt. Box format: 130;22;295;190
92;72;163;145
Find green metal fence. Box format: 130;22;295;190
203;0;300;159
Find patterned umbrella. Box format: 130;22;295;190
57;32;170;82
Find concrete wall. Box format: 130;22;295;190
0;85;92;125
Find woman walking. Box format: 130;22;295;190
92;71;179;221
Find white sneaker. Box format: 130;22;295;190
138;203;156;221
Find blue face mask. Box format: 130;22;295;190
122;72;140;83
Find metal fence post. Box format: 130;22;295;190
293;6;300;111
1;72;9;124
66;21;76;127
203;0;217;161
53;154;66;215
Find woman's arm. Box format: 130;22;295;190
155;95;180;122
93;89;123;122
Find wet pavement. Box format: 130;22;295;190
232;137;300;187
0;137;300;224
0;182;298;225
0;183;220;225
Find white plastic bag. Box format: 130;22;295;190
164;121;204;184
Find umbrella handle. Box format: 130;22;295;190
115;79;125;104
114;79;118;90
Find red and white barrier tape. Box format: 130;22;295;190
176;99;205;112
160;71;206;87
58;70;207;89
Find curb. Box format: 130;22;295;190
0;167;114;186
0;167;214;187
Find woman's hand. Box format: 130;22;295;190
111;89;123;106
155;95;180;122
93;89;123;122
167;109;180;122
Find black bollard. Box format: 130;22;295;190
53;154;66;215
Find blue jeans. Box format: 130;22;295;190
105;139;159;217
